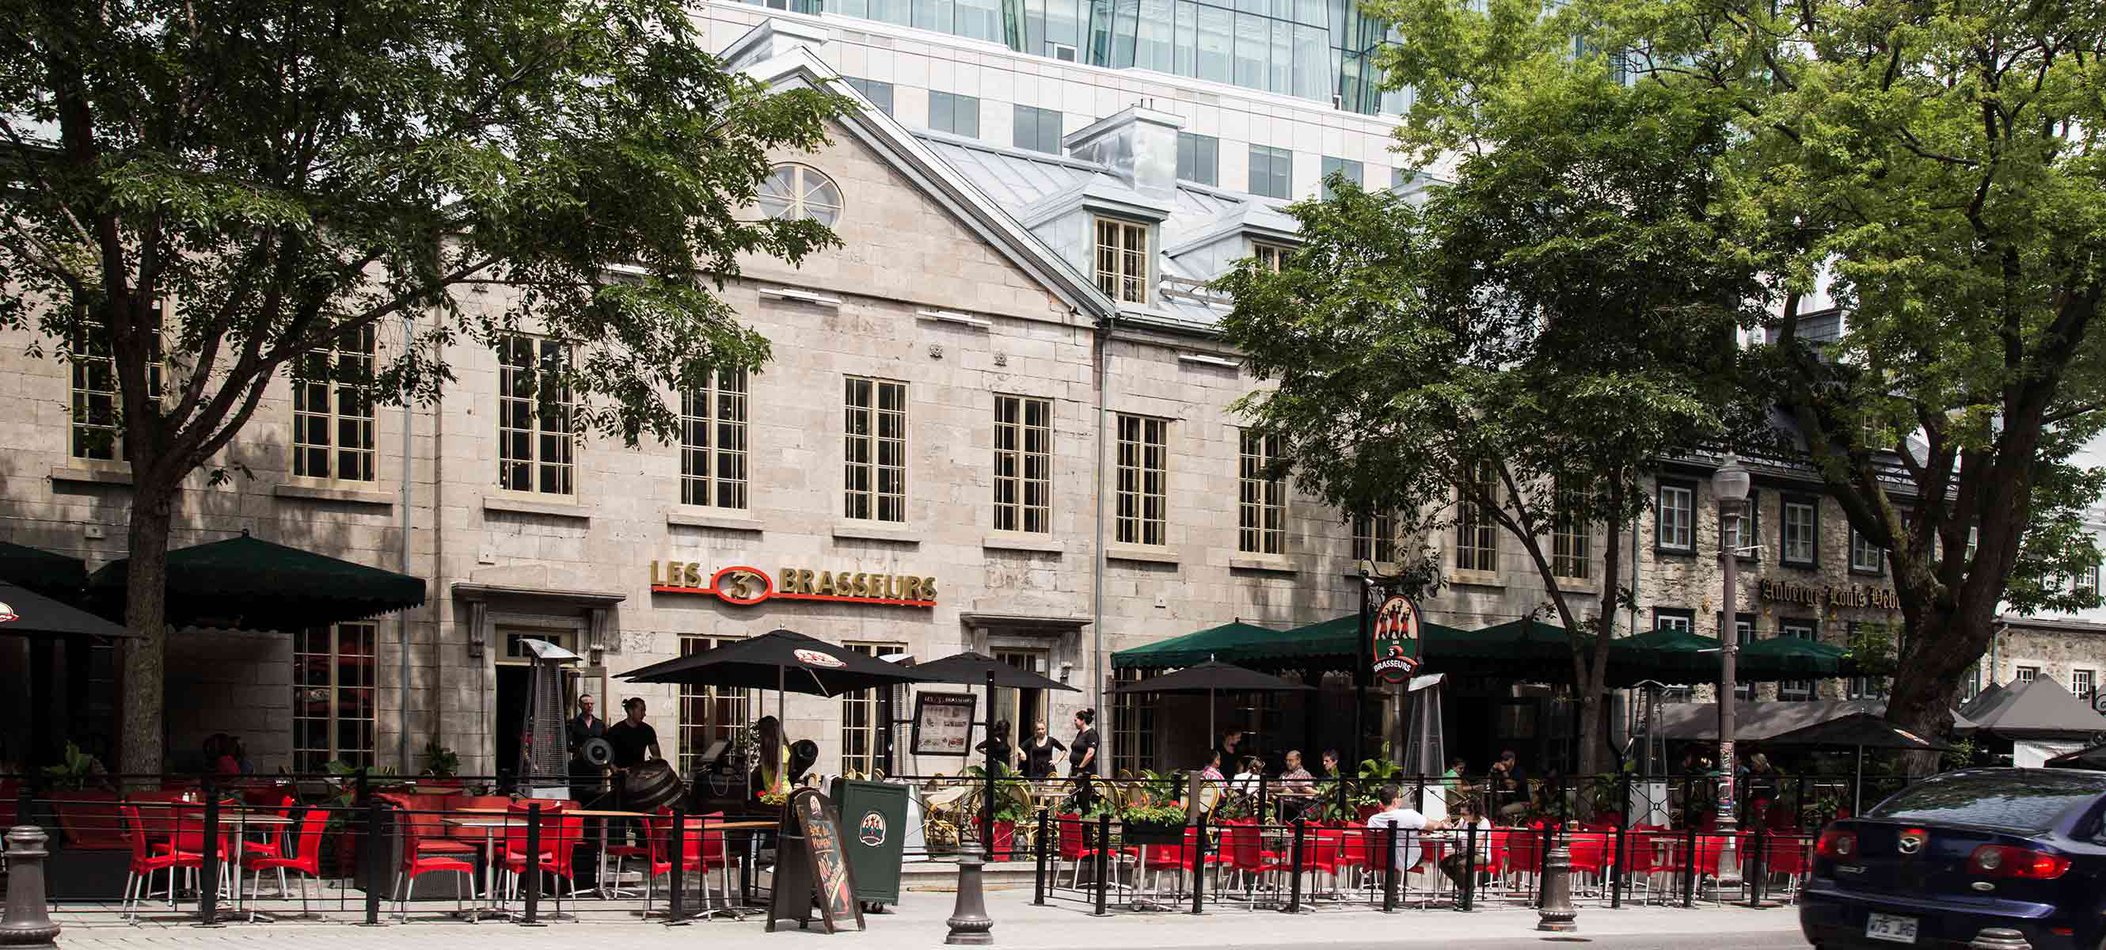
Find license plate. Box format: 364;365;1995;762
1865;913;1919;944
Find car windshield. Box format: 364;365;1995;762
1867;770;2106;834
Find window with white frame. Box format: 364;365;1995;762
1238;429;1285;555
1723;491;1761;561
1778;620;1817;700
293;622;376;772
1782;496;1819;566
678;635;750;776
1728;614;1755;699
1094;218;1150;304
681;369;749;509
757;164;844;227
1113;668;1158;774
1960;663;1984;702
292;324;377;482
840;641;907;776
1115;414;1168;545
993;394;1052;533
1455;464;1500;573
2016;665;2040;683
1655;609;1695;633
497;335;574;495
1850;526;1885;575
1253;242;1292;272
1353;512;1397;564
69;305;164;461
2074;670;2096;703
1655;481;1695;553
844;376;908;522
1552;480;1591;580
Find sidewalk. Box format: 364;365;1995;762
53;889;1808;950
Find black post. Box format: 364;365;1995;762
1283;817;1306;913
984;670;999;861
1093;814;1111;917
1188;812;1208;915
1537;819;1554;908
667;806;687;923
198;784;221;926
1459;820;1477;912
1747;822;1766;908
1610;807;1627;910
523;803;544;926
879;683;896;778
1380;825;1398;912
1354;573;1371;768
362;799;384;926
1033;808;1050;906
1680;814;1698;909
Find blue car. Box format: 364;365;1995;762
1801;767;2106;950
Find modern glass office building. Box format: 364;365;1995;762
753;0;1403;114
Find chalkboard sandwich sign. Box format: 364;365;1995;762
767;788;867;934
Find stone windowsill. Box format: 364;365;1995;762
833;522;921;545
1448;569;1505;589
482;494;591;522
50;465;132;487
273;481;396;507
666;506;764;533
1105;544;1179;566
1228;555;1298;575
982;532;1064;555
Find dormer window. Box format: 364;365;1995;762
1095;217;1149;305
1253;242;1292;272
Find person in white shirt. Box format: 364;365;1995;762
1230;756;1265;798
1365;783;1430;873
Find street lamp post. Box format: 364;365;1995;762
1713;455;1750;890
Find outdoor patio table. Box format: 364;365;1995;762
171;804;292;921
444;817;512;921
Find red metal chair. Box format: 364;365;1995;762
247;807;329;915
1218;820;1285;903
1137;826;1206;901
1565;832;1611;897
1760;834;1814;901
119;804;202;921
501;804;585;916
1056;815;1134;895
397;808;479;921
640;811;737;914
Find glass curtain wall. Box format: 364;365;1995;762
781;0;1399;115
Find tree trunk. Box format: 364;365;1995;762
117;486;174;780
1573;516;1625;780
1884;600;1992;775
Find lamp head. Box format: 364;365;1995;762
1714;454;1751;504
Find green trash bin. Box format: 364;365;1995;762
831;778;908;907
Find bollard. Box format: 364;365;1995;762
198;790;222;926
1747;823;1769;908
1535;820;1553;908
1381;825;1398;913
1536;831;1578;933
1093;814;1111;917
1969;929;2032;950
1282;818;1307;914
362;799;385;925
522;803;544;926
1610;810;1627;910
0;827;60;949
1681;819;1698;909
1188;814;1208;915
1458;820;1478;912
945;854;995;944
1033;809;1050;906
667;806;688;924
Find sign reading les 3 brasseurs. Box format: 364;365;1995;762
649;562;938;608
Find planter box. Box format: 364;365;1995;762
1120;819;1186;845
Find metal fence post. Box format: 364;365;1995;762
1459;820;1477;912
1189;813;1208;915
522;802;544;926
1680;814;1698;909
667;805;687;923
198;783;222;926
1093;814;1111;917
1747;823;1767;908
1284;817;1306;914
1536;820;1553;908
362;798;384;926
1610;807;1627;910
1033;808;1050;906
1380;825;1398;913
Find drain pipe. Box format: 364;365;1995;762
397;312;415;773
1090;311;1115;716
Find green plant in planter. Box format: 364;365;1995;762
1349;744;1405;810
421;740;460;778
1117;770;1188;825
40;741;107;790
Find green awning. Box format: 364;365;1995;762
0;541;89;601
1607;628;1721;686
1739;634;1854;677
88;533;424;632
1112;620;1362;671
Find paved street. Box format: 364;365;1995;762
50;888;1809;950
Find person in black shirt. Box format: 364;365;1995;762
1068;708;1100;811
975;719;1017;773
604;697;661;848
1021;719;1066;779
566;695;606;805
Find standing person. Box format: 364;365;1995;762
1216;729;1245;768
1366;784;1429;878
566;695;606;805
975;719;1017;773
1021;720;1066;780
1068;708;1099;812
604;698;661;848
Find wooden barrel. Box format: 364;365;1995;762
624;759;685;811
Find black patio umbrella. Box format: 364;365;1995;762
618;629;935;753
1113;659;1312;756
0;542;89;600
1766;713;1950;814
0;580;137;639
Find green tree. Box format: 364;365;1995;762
1581;0;2106;744
1216;14;1754;774
1;0;842;776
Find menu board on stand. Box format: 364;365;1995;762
766;788;866;934
911;692;977;757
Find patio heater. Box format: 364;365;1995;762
516;637;583;800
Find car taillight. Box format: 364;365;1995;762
1970;845;2071;880
1817;828;1857;859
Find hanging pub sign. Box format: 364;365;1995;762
1370;592;1423;684
649;562;938;608
910;692;977;757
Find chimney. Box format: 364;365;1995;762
720;19;831;72
1061;102;1184;200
